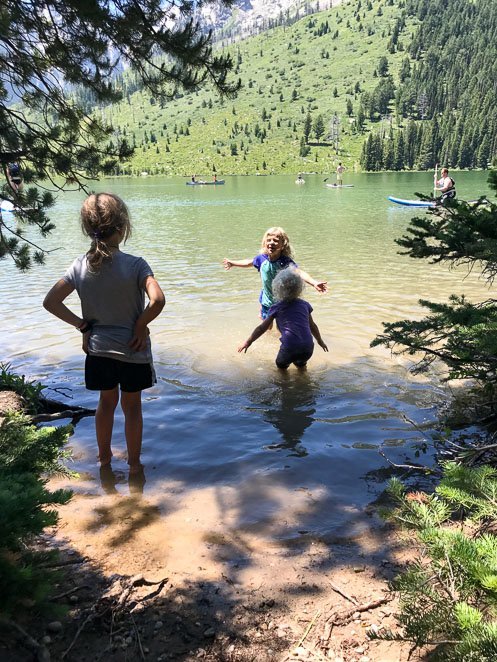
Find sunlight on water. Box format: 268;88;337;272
1;172;492;536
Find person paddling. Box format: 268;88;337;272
434;167;456;205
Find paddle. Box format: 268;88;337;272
323;178;328;182
433;163;438;198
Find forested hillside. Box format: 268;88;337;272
87;0;497;176
361;0;497;170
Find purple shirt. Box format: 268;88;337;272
268;299;314;350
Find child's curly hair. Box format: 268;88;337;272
259;227;294;258
81;193;132;271
272;268;304;302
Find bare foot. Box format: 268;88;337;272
128;462;144;475
128;466;146;494
99;453;113;467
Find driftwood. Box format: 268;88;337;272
326;595;393;627
33;396;95;423
327;579;358;606
0;391;95;424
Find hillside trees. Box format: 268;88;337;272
0;0;239;269
372;171;497;400
362;0;497;171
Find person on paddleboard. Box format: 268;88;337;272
434;167;456;205
336;162;346;185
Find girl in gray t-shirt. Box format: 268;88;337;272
44;193;165;477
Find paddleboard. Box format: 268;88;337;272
295;179;305;184
388;196;434;207
326;184;354;188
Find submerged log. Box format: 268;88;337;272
0;390;95;425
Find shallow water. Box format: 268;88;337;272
1;172;492;539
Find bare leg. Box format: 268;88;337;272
95;388;119;466
121;390;143;473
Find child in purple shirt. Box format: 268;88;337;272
238;268;328;369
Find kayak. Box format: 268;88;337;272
186;180;225;186
0;200;15;212
326;184;354;188
388;196;434;207
295;179;305;184
0;200;35;212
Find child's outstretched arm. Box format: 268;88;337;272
238;315;275;353
309;314;328;352
297;268;328;293
129;276;166;351
223;257;254;270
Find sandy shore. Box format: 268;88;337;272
3;470;426;662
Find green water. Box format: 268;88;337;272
0;171;492;536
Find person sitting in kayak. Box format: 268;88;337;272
434;167;456;205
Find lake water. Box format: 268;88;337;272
1;171;492;539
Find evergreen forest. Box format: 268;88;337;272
360;0;497;171
74;0;497;176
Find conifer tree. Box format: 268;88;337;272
0;0;238;270
372;171;497;394
303;112;313;143
313;114;325;142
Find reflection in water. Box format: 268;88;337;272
128;467;147;495
255;372;318;457
99;464;146;495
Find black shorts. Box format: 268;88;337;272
275;345;314;369
85;355;154;393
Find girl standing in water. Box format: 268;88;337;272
238;268;328;369
43;193;165;474
223;226;328;320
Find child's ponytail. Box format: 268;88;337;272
81;193;131;271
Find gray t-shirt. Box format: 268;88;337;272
63;251;154;364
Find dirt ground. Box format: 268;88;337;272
2;474;429;662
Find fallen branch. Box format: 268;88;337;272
328;579;358;605
378;449;434;474
0;617;50;662
138;578;168;602
41;557;87;569
31;408;95;423
327;596;393;627
61;603;109;660
131;614;145;660
52;584;90;601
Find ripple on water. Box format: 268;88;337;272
3;173;490;537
